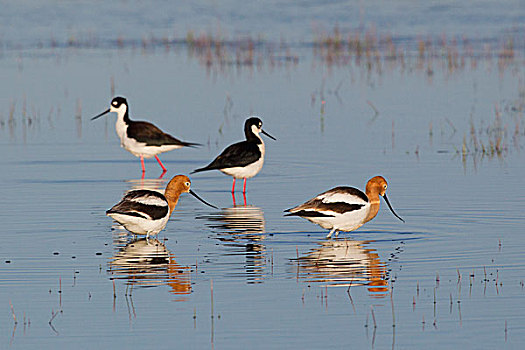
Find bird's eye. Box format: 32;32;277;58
383;184;387;190
185;182;190;187
112;102;118;106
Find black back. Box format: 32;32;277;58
192;140;261;172
127;121;198;147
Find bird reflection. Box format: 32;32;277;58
198;205;267;283
294;239;388;297
108;237;191;300
124;176;167;192
205;205;266;238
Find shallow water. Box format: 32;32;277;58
1;2;525;349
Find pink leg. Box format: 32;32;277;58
242;191;247;206
231;192;236;206
140;156;146;173
155;155;167;172
242;178;247;194
231;178;236;193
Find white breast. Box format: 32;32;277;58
108;213;169;236
115;118;128;143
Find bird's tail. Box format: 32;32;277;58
283;209;334;218
190;167;209;174
181;141;202;148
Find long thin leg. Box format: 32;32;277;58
242;191;247;206
242;178;247;194
326;228;336;239
231;178;236;194
231;192;236;206
154;155;167;172
140;156;146;173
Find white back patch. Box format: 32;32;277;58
319;191;367;205
129;193;168;207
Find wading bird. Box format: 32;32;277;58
92;97;200;173
106;175;217;237
285;176;404;238
192;117;275;193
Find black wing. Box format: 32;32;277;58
127;121;200;147
192;141;261;172
107;190;169;220
284;210;335;218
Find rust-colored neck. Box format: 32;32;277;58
164;189;183;215
364;202;380;223
164;176;189;214
364;181;382;223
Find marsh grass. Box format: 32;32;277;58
459;97;524;165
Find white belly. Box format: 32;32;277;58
220;143;265;179
121;138;181;158
221;156;264;179
108;213;169;236
306;206;370;232
115;120;181;158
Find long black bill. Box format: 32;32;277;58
91;108;110;121
189;189;218;209
382;194;405;223
261;129;276;140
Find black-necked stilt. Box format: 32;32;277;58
284;176;404;238
92;97;200;173
200;204;266;236
106;174;217;237
191;117;275;193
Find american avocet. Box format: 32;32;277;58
92;97;200;173
296;239;388;295
191;117;275;193
106;175;217;237
109;238;192;298
284;176;404;238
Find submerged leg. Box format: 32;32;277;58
140;156;146;173
231;178;236;194
154;155;167;172
326;228;336;239
242;178;247;194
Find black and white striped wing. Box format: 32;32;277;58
107;190;169;220
285;186;368;217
